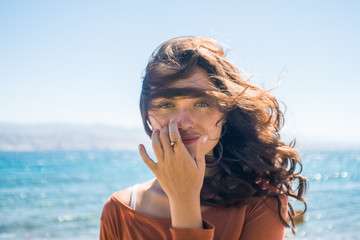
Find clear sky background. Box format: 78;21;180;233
1;0;359;149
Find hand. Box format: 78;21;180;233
139;118;208;202
138;119;208;228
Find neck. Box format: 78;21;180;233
151;178;167;196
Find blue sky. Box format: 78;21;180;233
1;1;359;149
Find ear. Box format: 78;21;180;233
221;114;227;124
220;117;228;138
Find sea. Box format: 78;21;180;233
0;150;359;240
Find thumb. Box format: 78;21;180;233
195;135;208;170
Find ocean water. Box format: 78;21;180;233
0;150;359;239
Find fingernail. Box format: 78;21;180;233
203;135;208;143
138;144;143;151
153;129;159;134
170;119;175;123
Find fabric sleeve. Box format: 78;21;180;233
99;197;120;240
170;221;215;240
239;195;288;240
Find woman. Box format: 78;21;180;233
100;36;307;239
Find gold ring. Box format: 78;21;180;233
170;139;182;148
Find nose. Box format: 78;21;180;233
174;108;194;131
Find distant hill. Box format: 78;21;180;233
0;123;150;151
0;123;358;152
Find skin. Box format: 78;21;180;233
138;68;224;229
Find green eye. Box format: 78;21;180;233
195;102;209;107
160;103;174;109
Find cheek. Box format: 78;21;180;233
205;121;223;149
208;115;224;137
148;112;169;130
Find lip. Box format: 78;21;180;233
181;135;200;145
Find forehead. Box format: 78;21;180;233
148;67;218;102
168;68;213;90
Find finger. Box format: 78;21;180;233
195;135;208;172
151;129;164;163
159;124;173;153
138;144;157;173
168;119;187;152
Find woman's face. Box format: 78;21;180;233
148;68;224;158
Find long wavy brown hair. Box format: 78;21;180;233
140;36;307;233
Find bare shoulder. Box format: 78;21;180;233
113;186;133;207
113;180;155;208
